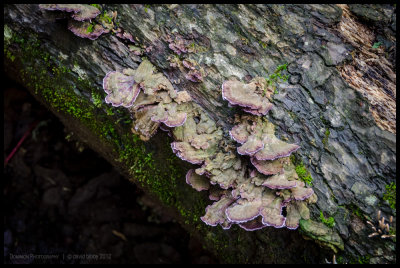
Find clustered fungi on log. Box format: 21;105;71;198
39;4;134;42
101;41;316;231
196;78;316;231
230;115;300;161
102;59;192;141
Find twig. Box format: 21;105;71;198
4;120;40;167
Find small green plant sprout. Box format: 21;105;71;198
264;63;289;95
91;90;103;108
320;211;335;228
322;128;330;146
90;4;101;10
372;42;382;49
294;161;313;186
258;40;267;49
383;182;396;210
86;22;95;33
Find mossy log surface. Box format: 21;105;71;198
4;4;396;264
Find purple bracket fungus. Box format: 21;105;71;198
171;112;223;165
129;45;143;56
250;157;285;176
261;173;298;190
259;194;286;228
285;201;310;230
103;70;141;108
208;187;229;201
249;158;299;190
130;105;160;141
150;102;188;127
99;55;317;233
222;77;274;115
167;35;189;55
182;60;196;70
171;141;208;165
238;217;268;231
200;195;235;229
185;70;204;83
230;116;300;162
68;20;108;40
117;31;135;43
39;4;101;21
289;181;314;201
225;197;262;223
102;59;192;140
195;152;244;190
186;169;210;191
175;91;192;104
40;4;119;40
166;99;314;231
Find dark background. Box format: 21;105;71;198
3;75;217;264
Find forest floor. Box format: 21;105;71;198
3;75;218;264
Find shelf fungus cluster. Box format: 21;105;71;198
177;77;316;231
39;4;117;40
102;60;316;231
103;59;192;141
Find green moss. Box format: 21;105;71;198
259;40;267;49
98;10;113;24
5;48;15;62
291;155;313;186
86;23;95;33
319;211;335;228
4;29;210;232
322;128;330;146
346;204;363;219
372;42;382;49
90;4;101;10
264;63;289;97
320;115;329;126
383;182;396;210
187;41;208;53
91;90;103;108
348;254;371;264
335;255;345;264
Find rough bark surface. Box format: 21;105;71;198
4;4;396;264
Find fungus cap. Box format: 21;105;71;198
200;196;235;227
39;4;101;21
225;198;262;223
250;157;285;176
103;71;141;108
222;79;273;115
230;117;300;162
68;20;107;40
185;169;210;191
238;217;268;231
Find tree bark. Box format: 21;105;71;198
4;4;396;264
